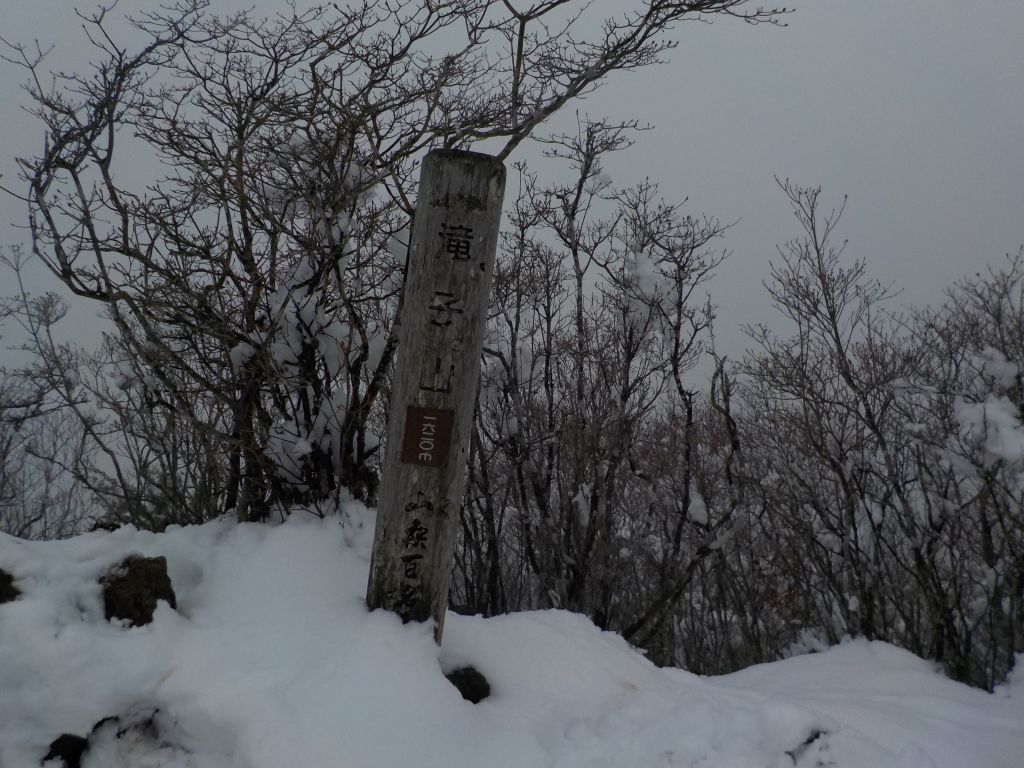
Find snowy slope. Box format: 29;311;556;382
1;504;1021;768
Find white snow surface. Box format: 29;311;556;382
2;504;1021;768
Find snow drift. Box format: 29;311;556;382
1;502;1021;768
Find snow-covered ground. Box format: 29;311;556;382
1;503;1021;768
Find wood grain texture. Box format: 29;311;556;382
366;149;505;642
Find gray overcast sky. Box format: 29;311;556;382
2;0;1022;358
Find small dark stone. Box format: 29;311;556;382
0;568;20;604
41;710;165;767
445;665;491;704
41;733;88;768
785;728;827;762
100;555;177;627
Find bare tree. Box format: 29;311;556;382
1;249;94;537
737;183;1023;689
3;0;785;523
450;121;734;666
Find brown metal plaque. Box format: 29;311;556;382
400;406;455;467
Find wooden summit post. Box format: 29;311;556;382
366;149;505;642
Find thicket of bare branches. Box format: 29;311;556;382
446;165;1023;691
450;123;732;662
2;0;783;523
734;184;1022;689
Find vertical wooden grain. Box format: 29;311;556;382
366;149;505;642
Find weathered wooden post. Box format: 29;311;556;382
366;149;505;642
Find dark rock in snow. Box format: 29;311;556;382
445;665;491;703
100;555;177;626
40;710;166;767
785;728;827;763
41;733;88;768
0;568;20;604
